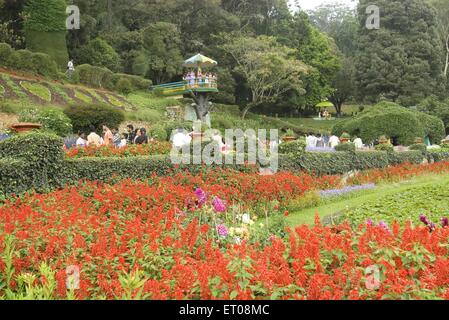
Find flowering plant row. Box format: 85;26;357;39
1;183;449;300
0;162;449;299
65;143;172;158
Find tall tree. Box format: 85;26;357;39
354;0;446;105
222;34;308;119
427;0;449;78
329;56;355;116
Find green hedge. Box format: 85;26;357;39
0;43;59;78
279;151;424;175
0;132;436;198
0;132;65;195
428;151;449;163
332;102;445;145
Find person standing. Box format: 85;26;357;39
127;125;135;144
102;125;113;146
87;125;101;147
67;60;75;78
112;128;121;147
329;135;340;148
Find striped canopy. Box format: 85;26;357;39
184;54;217;68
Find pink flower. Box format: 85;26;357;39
213;197;226;213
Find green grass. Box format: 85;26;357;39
340;178;449;227
49;84;73;104
74;90;93;104
0;85;4;97
286;173;449;227
125;108;163;123
280;117;337;131
85;89;107;104
20;81;52;102
104;93;125;107
127;91;179;111
1;74;27;99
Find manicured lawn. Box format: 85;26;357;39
280;117;339;131
286;173;449;226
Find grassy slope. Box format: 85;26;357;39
286;173;449;227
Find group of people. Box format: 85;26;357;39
318;109;331;119
75;125;150;148
306;133;364;149
183;71;217;88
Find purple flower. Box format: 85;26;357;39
378;221;391;233
419;214;430;226
213;197;226;213
194;188;207;205
441;217;449;228
366;219;373;226
216;224;229;237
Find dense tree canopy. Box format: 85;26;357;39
354;0;446;105
1;0;449;122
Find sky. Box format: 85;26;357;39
289;0;357;11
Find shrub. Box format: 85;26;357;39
7;49;34;71
278;139;306;157
63;104;125;134
0;132;65;195
387;151;424;166
35;109;73;137
75;38;120;72
332;102;430;146
115;77;133;95
30;52;58;78
114;73;152;91
375;143;394;152
429;151;449;163
149;125;168;141
409;143;428;155
415;112;446;144
335;142;355;152
74;64;115;89
0;42;12;66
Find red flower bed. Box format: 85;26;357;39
0;162;448;300
1;183;449;299
65;143;172;158
348;161;449;185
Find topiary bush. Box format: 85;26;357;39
331;102;439;146
0;132;65;195
409;143;428;155
415;112;446;144
375;143;394;152
278;139;306;157
115;77;132;95
0;42;13;66
63;104;125;134
335;142;356;152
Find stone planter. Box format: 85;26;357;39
10;122;42;133
282;136;296;142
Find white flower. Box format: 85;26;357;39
242;213;251;224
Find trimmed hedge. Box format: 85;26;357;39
0;132;65;194
0;44;59;78
332;102;445;145
428;151;449;163
279;151;424;175
0;132;434;198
